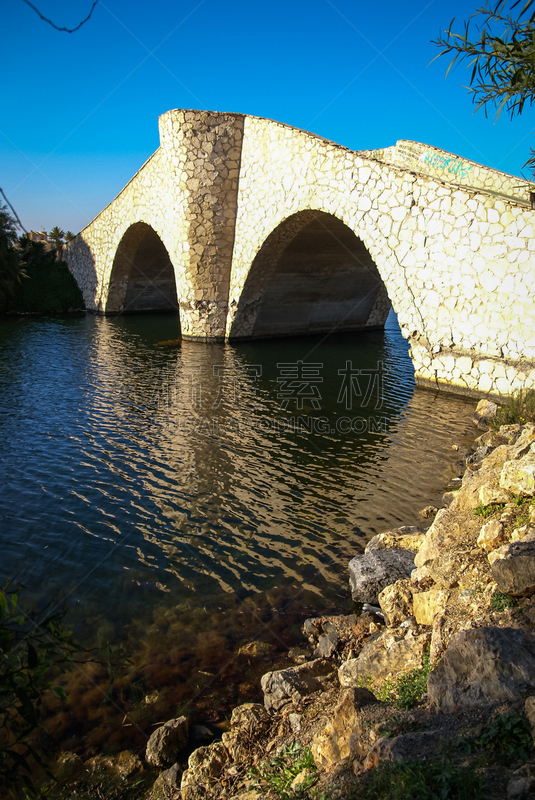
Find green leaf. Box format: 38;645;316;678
52;686;67;701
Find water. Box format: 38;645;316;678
0;311;476;753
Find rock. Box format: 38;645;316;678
339;631;430;686
230;703;270;733
349;549;416;604
365;526;425;553
302;615;358;648
427;552;464;589
491;532;535;595
525;696;535;737
419;506;438;519
449;468;503;512
473;399;498;430
507;763;535;799
414;509;481;568
261;659;336;712
364;731;443;769
430;614;447;662
151;763;181;799
311;687;379;771
181;742;229;800
427;627;535;713
289;713;302;732
145;716;188;767
479;483;512;506
412;589;450;626
477;520;506;552
378;579;413;627
500;453;535;496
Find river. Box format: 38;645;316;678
0;310;476;753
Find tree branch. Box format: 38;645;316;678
20;0;99;34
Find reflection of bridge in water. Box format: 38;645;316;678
65;110;535;398
88;316;475;598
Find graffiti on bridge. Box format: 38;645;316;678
422;150;472;180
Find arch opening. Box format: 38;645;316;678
106;222;179;315
230;211;390;339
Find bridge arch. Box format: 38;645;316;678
228;210;391;339
106;222;179;317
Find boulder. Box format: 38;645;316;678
525;696;535;737
412;589;450;626
472;399;498;430
427;627;535;713
349;549;415;605
145;716;188;767
181;742;228;800
150;763;181;799
261;659;336;712
491;531;535;595
500;453;535;497
222;704;271;761
365;526;425;553
378;579;413;627
414;509;481;568
338;630;430;686
448;469;503;512
477;520;506;552
311;687;379;771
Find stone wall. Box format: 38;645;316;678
65;110;535;399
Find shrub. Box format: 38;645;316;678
8;258;84;313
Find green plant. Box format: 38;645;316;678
0;582;83;798
474;502;506;518
360;758;485;799
456;713;534;763
375;652;432;710
490;590;516;611
248;741;317;798
490;389;535;429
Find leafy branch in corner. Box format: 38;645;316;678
433;0;535;175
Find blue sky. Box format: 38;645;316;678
2;0;534;234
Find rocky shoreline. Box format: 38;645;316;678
55;411;535;800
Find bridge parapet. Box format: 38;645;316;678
363;140;533;206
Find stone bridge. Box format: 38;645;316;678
65;109;535;398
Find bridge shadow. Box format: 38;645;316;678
229;210;390;340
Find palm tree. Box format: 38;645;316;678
65;231;75;242
48;226;65;259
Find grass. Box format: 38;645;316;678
490;590;516;611
490;389;535;430
359;759;485;800
474;503;506;518
247;742;317;798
